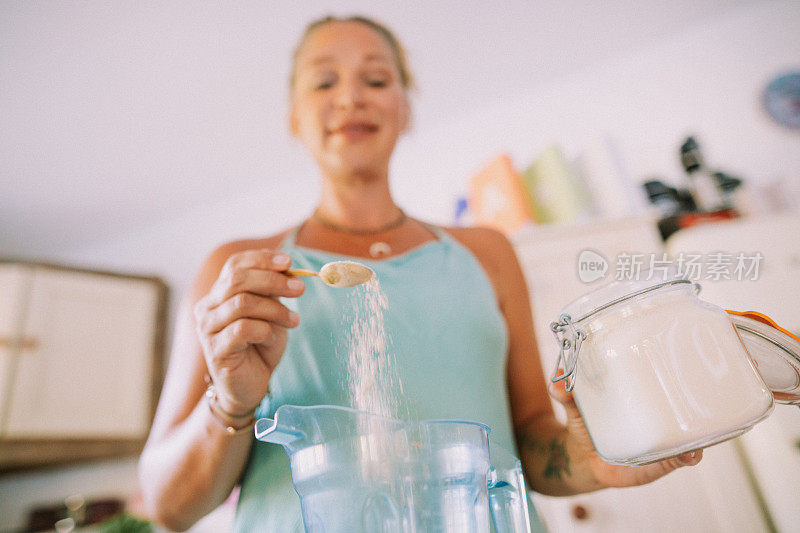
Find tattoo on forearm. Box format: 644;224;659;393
543;440;571;480
522;436;571;480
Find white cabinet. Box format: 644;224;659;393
0;261;167;470
664;213;800;533
512;216;769;532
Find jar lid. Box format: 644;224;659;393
552;268;696;392
558;270;695;325
727;311;800;405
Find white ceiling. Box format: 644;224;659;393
0;0;763;255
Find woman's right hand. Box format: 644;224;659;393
193;249;304;416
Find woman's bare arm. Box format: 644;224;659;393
138;236;303;530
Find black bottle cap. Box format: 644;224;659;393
680;136;702;172
643;179;679;200
713;171;743;192
676;188;698;212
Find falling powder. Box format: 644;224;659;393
342;276;408;420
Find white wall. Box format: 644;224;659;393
56;0;800;302
1;0;768;255
388;0;800;221
2;1;799;530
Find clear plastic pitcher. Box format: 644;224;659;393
255;404;531;532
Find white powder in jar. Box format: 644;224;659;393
570;291;773;464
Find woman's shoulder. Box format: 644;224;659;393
435;225;531;314
441;225;517;264
439;225;523;302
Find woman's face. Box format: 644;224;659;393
290;21;410;179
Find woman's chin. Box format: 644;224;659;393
323;153;389;180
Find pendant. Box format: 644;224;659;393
369;242;391;258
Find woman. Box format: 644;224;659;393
138;16;702;531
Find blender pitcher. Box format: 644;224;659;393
254;404;531;532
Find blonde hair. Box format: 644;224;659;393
289;15;415;93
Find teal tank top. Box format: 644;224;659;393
234;226;540;532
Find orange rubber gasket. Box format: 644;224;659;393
726;310;800;343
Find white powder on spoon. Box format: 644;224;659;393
320;261;374;288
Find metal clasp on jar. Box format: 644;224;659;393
549;278;700;392
550;314;586;393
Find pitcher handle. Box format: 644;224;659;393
487;444;532;533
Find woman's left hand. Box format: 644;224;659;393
549;377;703;491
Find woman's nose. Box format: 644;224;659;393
334;78;365;109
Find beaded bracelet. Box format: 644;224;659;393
206;396;256;435
204;376;258;435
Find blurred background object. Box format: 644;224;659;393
762;71;800;131
469;154;536;234
521;145;592;225
0;261;167;472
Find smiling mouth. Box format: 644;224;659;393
330;123;379;137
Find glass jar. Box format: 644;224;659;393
550;273;780;465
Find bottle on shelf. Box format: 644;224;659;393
679;137;727;213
